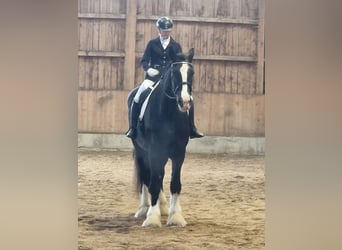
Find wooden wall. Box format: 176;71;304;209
78;0;265;136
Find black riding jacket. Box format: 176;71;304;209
141;36;182;81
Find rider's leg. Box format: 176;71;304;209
189;102;204;139
126;79;154;139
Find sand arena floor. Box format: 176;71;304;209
78;150;265;250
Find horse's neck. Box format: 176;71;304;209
161;76;176;109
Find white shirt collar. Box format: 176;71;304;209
159;35;170;49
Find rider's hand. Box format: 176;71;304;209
147;68;160;77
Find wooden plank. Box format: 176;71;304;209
216;0;230;17
198;61;206;92
212;24;221;55
137;0;145;15
134;58;144;87
137;15;259;25
106;20;113;51
100;0;107;13
78;51;125;57
224;62;232;93
217;61;226;93
194;23;202;57
98;20;106;51
238;26;246;56
205;62;213;92
78;19;87;51
232;25;239;56
164;0;171;14
78;0;87;13
237;64;246;94
192;62;200;92
78;13;127;19
93;0;100;13
135;22;145;53
78;57;86;90
124;0;137;90
98;58;105;89
227;25;233;55
110;58;118;89
84;58;91;89
194;55;257;62
231;0;240;18
256;0;265;94
145;0;152;16
92;20;100;51
231;62;239;94
92;58;99;89
85;20;93;51
111;58;125;90
104;58;112;89
212;61;220;92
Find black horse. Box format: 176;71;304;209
127;48;195;227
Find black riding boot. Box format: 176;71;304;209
189;104;204;139
126;102;140;139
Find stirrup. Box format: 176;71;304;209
126;128;137;139
190;128;204;139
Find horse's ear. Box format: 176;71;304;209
188;48;194;62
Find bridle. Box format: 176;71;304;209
164;62;193;100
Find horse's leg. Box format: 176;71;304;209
134;184;150;218
134;153;150;218
167;152;187;227
142;152;168;227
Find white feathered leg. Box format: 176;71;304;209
167;193;187;227
134;184;150;218
142;200;161;227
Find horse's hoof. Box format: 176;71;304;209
142;215;161;227
134;206;149;218
167;213;187;227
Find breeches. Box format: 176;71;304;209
133;79;154;103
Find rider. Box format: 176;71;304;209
125;16;204;140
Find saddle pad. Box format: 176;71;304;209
139;81;160;120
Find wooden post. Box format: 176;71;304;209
124;0;137;90
256;0;265;94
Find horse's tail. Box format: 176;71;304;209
133;148;143;195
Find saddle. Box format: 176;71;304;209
138;80;160;120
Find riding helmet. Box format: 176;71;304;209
156;17;173;31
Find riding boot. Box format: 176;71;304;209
126;102;140;139
189;104;204;139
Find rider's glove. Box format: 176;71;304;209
147;68;160;77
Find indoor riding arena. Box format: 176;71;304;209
78;0;265;249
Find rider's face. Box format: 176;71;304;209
159;29;171;40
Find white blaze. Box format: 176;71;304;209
180;64;191;103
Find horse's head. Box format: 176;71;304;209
170;48;195;112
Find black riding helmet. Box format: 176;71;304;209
156;17;173;31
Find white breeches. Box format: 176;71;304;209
133;79;154;103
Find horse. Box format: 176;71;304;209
127;48;195;227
